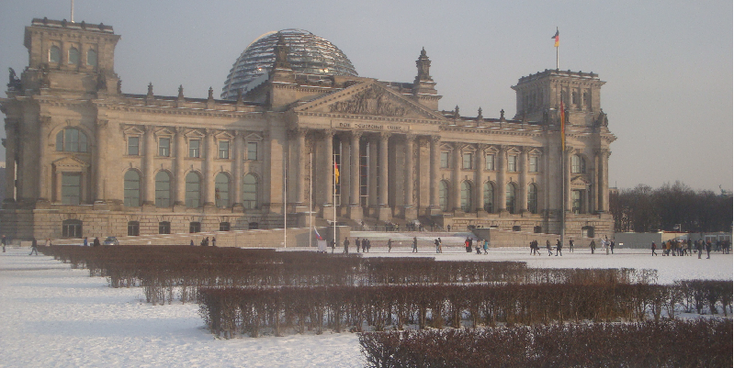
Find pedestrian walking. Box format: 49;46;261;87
610;240;615;254
696;240;703;259
590;240;596;254
355;238;360;253
651;241;657;256
569;239;574;253
29;238;38;256
412;237;418;253
434;238;440;253
437;237;443;253
705;240;711;259
93;237;101;247
343;237;349;254
546;240;553;256
555;239;563;256
83;237;89;247
212;237;216;247
387;238;392;253
2;234;6;253
483;239;489;254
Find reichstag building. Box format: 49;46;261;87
1;18;615;241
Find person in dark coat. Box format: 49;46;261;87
2;234;6;253
387;239;392;253
412;237;418;253
546;240;553;256
29;238;38;256
343;237;349;254
589;240;596;254
651;241;657;256
569;239;574;253
93;237;101;247
555;239;563;256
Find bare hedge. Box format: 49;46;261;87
359;319;732;368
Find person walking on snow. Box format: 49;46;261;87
555;239;563;256
651;241;657;256
412;237;418;253
546;240;553;256
29;238;38;256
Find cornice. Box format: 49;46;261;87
95;102;266;120
295;110;443;126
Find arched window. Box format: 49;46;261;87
527;184;538;214
86;49;97;66
123;170;141;207
185;172;201;208
506;183;517;214
49;46;61;63
68;47;80;65
483;182;494;213
571;155;586;174
439;180;449;212
56;128;88;152
154;171;171;208
242;174;258;209
215;173;230;208
460;181;472;212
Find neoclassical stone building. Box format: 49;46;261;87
1;18;615;241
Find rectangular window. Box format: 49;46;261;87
158;222;171;235
61;173;82;205
529;156;539;172
219;222;231;231
189;222;201;233
128;222;140;236
159;137;170;157
247;142;258;160
219;140;230;159
189;139;200;158
572;190;584;214
507;155;517;172
485;154;495;170
440;151;449;168
462;153;473;169
128;137;140;156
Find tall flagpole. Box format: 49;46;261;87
309;152;313;248
553;27;560;70
560;99;566;251
284;149;288;248
333;153;337;247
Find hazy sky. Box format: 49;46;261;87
1;0;731;192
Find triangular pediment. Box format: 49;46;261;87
53;156;89;170
570;176;590;187
294;81;444;120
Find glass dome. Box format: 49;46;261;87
221;29;359;99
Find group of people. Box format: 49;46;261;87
354;238;372;253
529;239;566;256
464;237;489;254
650;238;728;259
194;237;216;247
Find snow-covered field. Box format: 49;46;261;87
1;244;731;367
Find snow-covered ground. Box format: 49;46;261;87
1;244;731;367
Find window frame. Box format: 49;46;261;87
462;152;473;170
127;136;140;156
189;139;201;158
247;141;258;161
440;151;450;169
158;137;171;157
218;140;230;159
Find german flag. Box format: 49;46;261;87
552;28;559;47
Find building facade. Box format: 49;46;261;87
1;18;615;241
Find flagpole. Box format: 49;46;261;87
284;149;288;249
560;100;566;251
309;152;313;249
333;153;337;247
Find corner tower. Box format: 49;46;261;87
20;18;121;96
512;69;605;126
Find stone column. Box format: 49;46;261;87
475;145;486;214
294;128;307;205
174;127;186;206
599;149;610;212
497;146;507;212
322;130;334;209
429;135;441;213
3;119;17;202
143;125;156;206
403;133;416;219
564;150;572;213
348;131;362;220
203;129;215;207
233;131;244;207
93;119;108;202
32;116;51;202
377;132;390;221
452;143;461;212
368;137;378;208
518;147;529;213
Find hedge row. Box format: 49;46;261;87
359;319;732;368
39;245;658;305
197;282;733;338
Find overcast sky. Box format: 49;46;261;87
1;0;731;192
